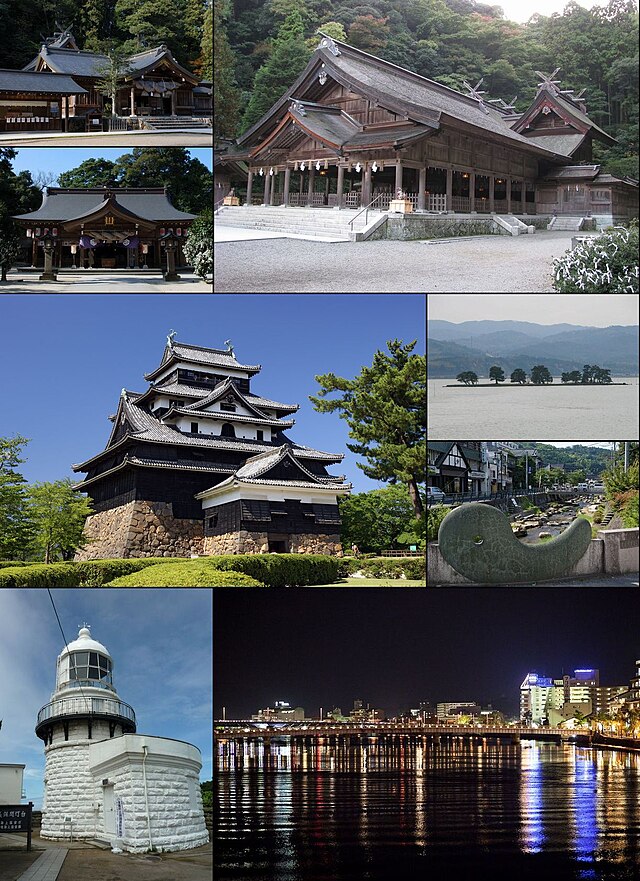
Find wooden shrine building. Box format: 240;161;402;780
13;187;195;270
0;24;211;132
218;36;638;225
73;338;350;559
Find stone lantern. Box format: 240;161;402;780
39;230;58;281
160;230;180;282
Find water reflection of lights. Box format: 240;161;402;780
519;743;544;853
570;748;598;878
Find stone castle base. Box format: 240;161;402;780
203;531;342;555
76;500;204;560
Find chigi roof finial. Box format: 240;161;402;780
224;339;234;355
167;329;177;349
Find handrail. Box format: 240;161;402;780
348;192;386;230
214;197;226;216
36;696;136;726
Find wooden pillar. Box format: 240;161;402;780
395;160;403;196
489;175;495;213
363;165;372;205
171;87;177;116
268;172;275;205
336;165;345;208
263;173;271;206
31;237;37;267
469;171;475;213
63;95;69;132
283;167;291;206
506;178;512;214
446;168;453;212
307;167;315;206
523;180;529;214
418;167;426;211
130;86;136;116
246;171;253;206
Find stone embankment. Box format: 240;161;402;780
509;495;599;543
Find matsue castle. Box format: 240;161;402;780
36;625;208;852
215;35;638;238
73;337;351;559
0;24;211;134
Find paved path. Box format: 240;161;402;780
214;225;348;243
437;574;640;587
2;271;212;293
16;848;68;881
0;132;212;147
214;231;579;292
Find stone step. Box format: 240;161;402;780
216;219;357;232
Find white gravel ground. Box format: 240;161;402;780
214;230;584;293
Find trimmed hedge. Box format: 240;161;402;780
341;557;426;579
0;558;188;587
107;562;264;586
0;561;32;569
202;554;343;587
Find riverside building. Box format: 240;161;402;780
73;337;350;558
35;625;208;852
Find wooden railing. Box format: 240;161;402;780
451;196;470;212
428;194;447;211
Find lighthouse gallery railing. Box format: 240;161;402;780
37;696;136;726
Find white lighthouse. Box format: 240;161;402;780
36;625;209;852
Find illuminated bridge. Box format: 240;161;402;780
214;721;591;744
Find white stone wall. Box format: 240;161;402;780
41;720;113;840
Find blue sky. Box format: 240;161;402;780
10;148;213;179
0;589;212;809
0;294;425;494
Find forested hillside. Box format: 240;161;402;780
0;0;212;78
215;0;638;177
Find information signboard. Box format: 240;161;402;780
0;803;33;850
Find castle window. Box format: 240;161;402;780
191;422;199;434
256;430;263;441
207;513;218;529
221;422;235;438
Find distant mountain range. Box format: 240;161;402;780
427;320;639;377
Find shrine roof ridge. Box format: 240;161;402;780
0;69;87;94
12;189;195;223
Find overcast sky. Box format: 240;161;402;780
428;295;638;326
497;0;610;23
0;589;212;809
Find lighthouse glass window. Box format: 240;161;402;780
69;651;112;686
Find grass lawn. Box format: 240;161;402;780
309;577;426;586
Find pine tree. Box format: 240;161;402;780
114;0;195;61
200;1;213;80
240;7;310;133
310;340;426;518
213;0;239;137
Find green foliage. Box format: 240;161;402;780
202;554;343;586
28;479;93;563
619;492;639;527
107;562;265;586
214;0;240;137
567;469;587;486
311;339;426;517
561;370;583;383
240;8;311;132
489;365;505;384
456;371;478;385
530;365;553;384
603;459;639;502
342;556;425;580
183;209;213;279
200;1;214;80
553;224;639;293
93;47;134;115
0;560;31;568
114;0;201;59
348;15;390;53
427;504;449;542
510;369;527;384
338;485;423;553
58;159;119;189
592;506;604;524
0;435;34;561
0;563;83;587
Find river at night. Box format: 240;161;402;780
214;737;640;881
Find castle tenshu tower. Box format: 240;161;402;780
35;625;209;852
73;337;351;558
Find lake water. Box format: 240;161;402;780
427;377;639;439
214;738;640;881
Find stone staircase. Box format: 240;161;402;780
548;215;586;231
142;117;211;130
215;206;384;241
494;215;535;236
600;510;615;527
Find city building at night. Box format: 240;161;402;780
436;701;481;719
520;669;628;725
251;701;305;722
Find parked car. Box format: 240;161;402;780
427;487;446;504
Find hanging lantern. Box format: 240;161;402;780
259;168;264;176
26;229;32;238
372;161;378;173
355;162;361;172
70;244;77;254
300;162;305;171
269;167;274;175
294;161;299;171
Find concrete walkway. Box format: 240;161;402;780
16;849;68;881
214;224;349;243
214;230;580;292
1;271;212;293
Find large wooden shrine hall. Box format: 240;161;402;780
13;187;196;270
217;35;638;226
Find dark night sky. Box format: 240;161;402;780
213;588;639;719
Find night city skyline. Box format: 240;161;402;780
214;588;639;719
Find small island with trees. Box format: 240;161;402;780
451;364;624;387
